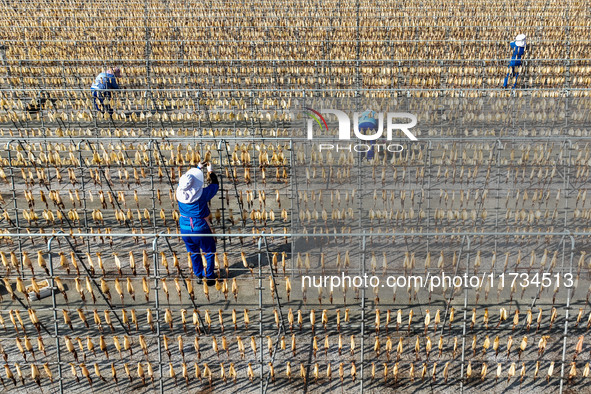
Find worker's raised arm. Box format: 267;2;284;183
207;162;219;184
200;162;219;202
208;172;219;185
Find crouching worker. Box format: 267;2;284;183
91;67;121;114
176;162;219;284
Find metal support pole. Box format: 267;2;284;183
494;140;503;270
288;138;295;275
360;231;366;393
47;230;64;394
77;140;92;257
215;141;228;254
257;236;264;392
5;140;24;274
459;235;472;393
426;140;433;253
558;235;576;394
148;140;158;241
440;234;469;337
258;233;288;393
221;140;246;229
558;138;575;392
151;235;165;394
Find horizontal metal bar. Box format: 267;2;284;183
0;87;587;93
0;58;590;63
0;136;586;142
3;38;591;44
0;15;581;20
7;231;589;238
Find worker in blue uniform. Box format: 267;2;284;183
504;34;527;88
176;162;219;284
91;67;121;114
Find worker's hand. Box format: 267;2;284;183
197;161;207;169
207;163;213;173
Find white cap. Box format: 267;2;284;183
176;168;204;204
515;34;526;47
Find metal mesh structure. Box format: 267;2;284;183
0;0;590;393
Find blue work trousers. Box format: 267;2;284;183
92;89;113;114
181;227;216;279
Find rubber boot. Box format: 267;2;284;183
503;73;510;88
512;72;519;89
